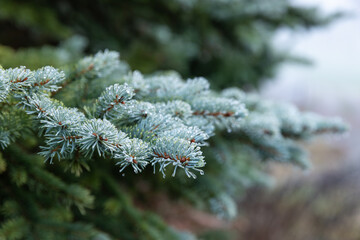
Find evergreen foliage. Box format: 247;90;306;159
0;0;341;88
0;50;347;239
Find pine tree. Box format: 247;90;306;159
0;50;347;239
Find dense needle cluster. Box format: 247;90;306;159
0;51;247;179
0;51;347;179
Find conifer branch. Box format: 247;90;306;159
0;50;348;179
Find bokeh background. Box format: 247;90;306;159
0;0;359;239
244;0;360;239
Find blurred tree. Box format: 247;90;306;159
0;0;340;89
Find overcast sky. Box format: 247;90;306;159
262;0;360;111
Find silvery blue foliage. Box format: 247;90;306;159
151;136;205;178
23;93;58;118
154;100;192;119
0;50;348;178
2;66;65;95
0;69;10;102
76;50;121;79
221;87;347;167
159;126;209;146
144;73;185;101
184;116;216;136
77;119;126;157
135;113;183;134
124;71;150;98
190;97;248;130
96;83;135;117
32;66;65;92
115;138;151;173
40;106;86;135
5;66;34;92
109;100;155;126
176;77;210;101
132;72;249;132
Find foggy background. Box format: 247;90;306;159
264;0;360;178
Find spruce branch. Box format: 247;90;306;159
159;126;209;146
95;83;135;117
76;50;121;79
222;87;348;166
32;66;65;92
124;70;150;98
135;113;183;135
6;66;34;92
190;97;248;130
154;100;192;120
0;69;10;102
151;136;205;178
0;50;348;179
108;100;155;126
77;119;128;158
2;66;65;97
115;138;151;173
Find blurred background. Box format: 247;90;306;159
247;0;360;239
0;0;359;239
